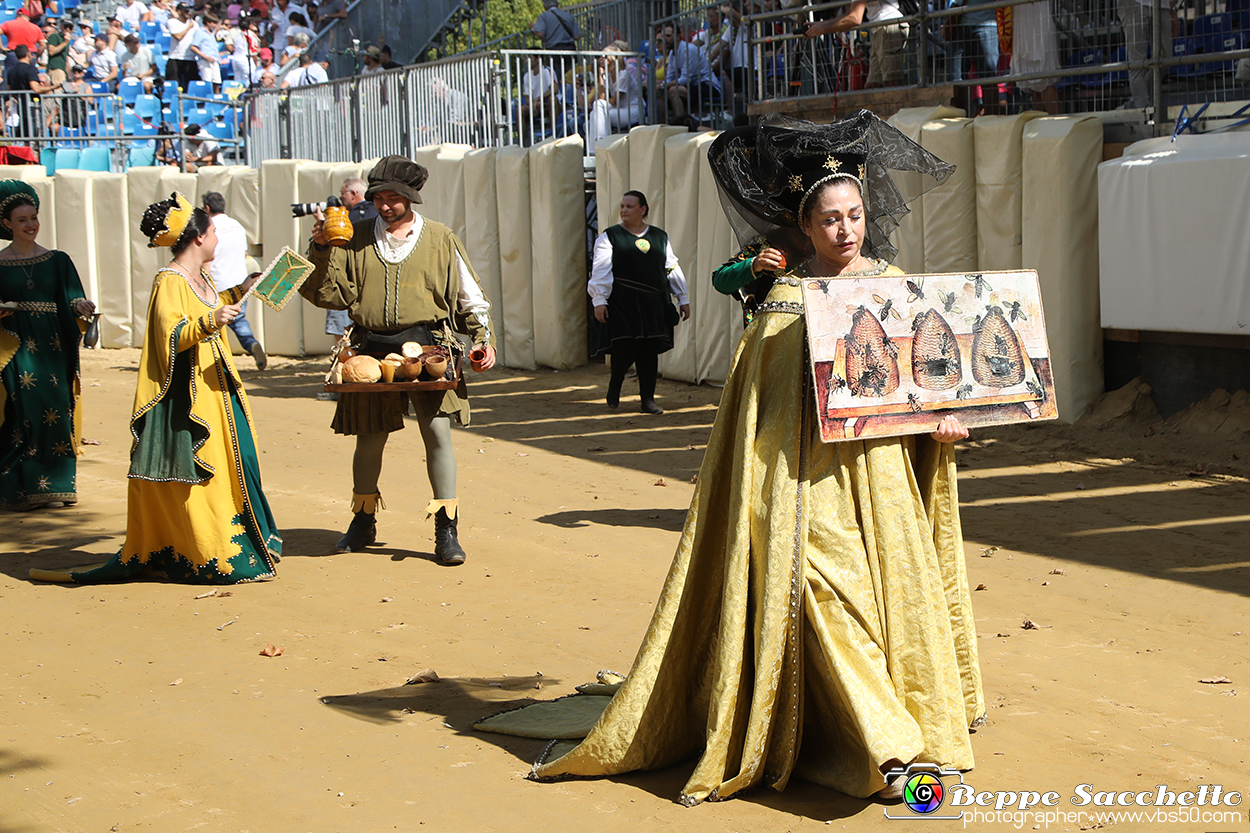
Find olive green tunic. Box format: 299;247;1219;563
301;218;494;435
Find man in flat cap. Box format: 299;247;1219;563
300;155;496;565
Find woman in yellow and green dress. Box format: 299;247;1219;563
0;180;95;510
518;113;984;803
32;193;281;584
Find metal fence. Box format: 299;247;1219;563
1;88;245;172
745;0;1250;126
244;49;649;164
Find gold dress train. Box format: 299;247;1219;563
531;266;985;802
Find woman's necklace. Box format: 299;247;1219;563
170;259;214;302
2;247;41;289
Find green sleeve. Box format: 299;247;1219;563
712;257;757;296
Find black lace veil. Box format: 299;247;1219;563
706;110;954;263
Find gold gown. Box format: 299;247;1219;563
532;264;984;802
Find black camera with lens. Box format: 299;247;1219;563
291;196;342;218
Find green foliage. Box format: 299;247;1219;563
428;0;583;60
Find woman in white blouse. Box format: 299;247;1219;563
588;190;690;414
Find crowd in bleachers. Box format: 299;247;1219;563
0;0;407;170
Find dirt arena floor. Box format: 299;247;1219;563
3;348;1247;833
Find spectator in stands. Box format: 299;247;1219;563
2;9;46;69
166;3;200;91
531;0;579;50
379;44;401;69
19;0;49;27
5;44;53;137
251;45;275;82
183;123;220;169
269;0;292;54
105;16;128;52
69;21;93;70
7;43;51;91
281;31;308;67
224;17;253;84
585;41;644;152
664;20;719;127
1120;0;1175;110
315;0;345;32
56;64;91;131
190;13;222;91
280;49;325;86
116;0;154;31
802;0;909;88
720;0;759;115
944;0;1003;111
150;0;173;28
87;33;119;88
696;6;727;86
361;45;383;73
518;53;558;143
258;69;275;87
43;17;71;85
285;10;313;45
120;32;158;92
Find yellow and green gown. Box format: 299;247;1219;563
38;269;280;584
529;245;985;802
0;251;89;510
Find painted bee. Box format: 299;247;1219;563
907;392;922;412
828;373;846;393
1004;300;1028;322
906;277;925;303
937;289;961;314
881;333;899;358
1025;380;1046;401
852;365;890;398
966;273;992;298
955;384;973;400
873;293;902;322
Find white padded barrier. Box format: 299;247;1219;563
462;148;504;356
692;131;744;386
657;133;703;383
973;112;1044;272
887;106;962;275
1022;116;1104;423
920;118;978;274
528;136;587;370
495;146;536;369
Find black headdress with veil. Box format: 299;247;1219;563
707;110;955;264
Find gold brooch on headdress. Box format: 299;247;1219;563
148;192;193;248
788;174;803;192
824;156;842;173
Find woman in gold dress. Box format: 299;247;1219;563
527;113;984;803
32;193;281;584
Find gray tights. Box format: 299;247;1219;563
352;415;457;500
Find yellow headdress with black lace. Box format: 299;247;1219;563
141;191;194;248
0;180;40;241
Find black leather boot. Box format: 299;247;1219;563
335;511;377;553
434;507;466;565
335;492;381;553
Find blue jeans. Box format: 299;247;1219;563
950;15;999;82
325;309;351;336
229;298;259;352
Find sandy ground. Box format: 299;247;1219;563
2;348;1247;833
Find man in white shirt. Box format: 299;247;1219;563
114;0;152;31
164;2;198;90
517;54;557;142
119;33;157;91
87;33;119;87
189;13;222;91
204;191;266;370
250;47;275;83
280;49;326;87
269;0;292;54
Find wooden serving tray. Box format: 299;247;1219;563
324;352;461;393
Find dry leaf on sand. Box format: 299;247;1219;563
260;644;285;657
406;669;440;685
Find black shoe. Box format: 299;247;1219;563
335;510;376;553
434;507;466;565
606;378;621;409
250;342;268;371
640;400;664;415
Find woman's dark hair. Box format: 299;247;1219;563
1;194;38;223
140;196;212;255
623;190;649;217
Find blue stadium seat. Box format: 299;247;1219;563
140;21;160;42
129;146;157;167
122;109;143;133
1056;48;1104;88
135;94;160;121
54;148;82;171
186;107;213;126
155;31;171;51
79;147;111;172
187;80;213;100
41;147;56;176
205;120;234;140
1170;36;1206;78
119;77;142;106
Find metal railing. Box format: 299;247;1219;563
744;0;1250;127
244;48;649;164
